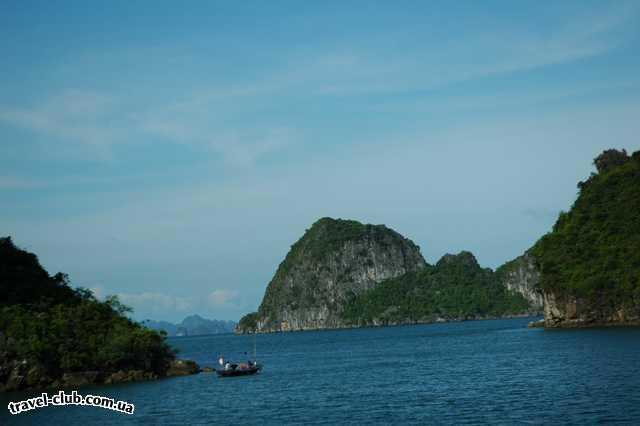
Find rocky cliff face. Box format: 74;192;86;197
496;252;543;311
542;291;640;328
238;218;426;333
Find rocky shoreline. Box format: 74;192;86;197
1;358;205;393
524;291;640;329
237;313;542;334
528;318;640;329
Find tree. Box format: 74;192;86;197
593;149;628;174
105;295;133;315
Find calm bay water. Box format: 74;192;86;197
3;317;640;424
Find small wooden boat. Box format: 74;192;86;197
216;362;262;377
216;334;262;377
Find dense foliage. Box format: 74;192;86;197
0;237;175;381
342;252;531;325
237;312;259;332
274;217;419;276
531;149;640;306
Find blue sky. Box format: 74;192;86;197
2;1;640;322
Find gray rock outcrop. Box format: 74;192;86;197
238;217;427;333
542;291;640;328
496;252;543;312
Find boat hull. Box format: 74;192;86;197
216;365;261;377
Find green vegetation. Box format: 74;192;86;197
342;251;531;324
530;149;640;307
275;217;411;276
238;312;259;332
0;237;176;388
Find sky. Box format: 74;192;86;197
2;1;640;322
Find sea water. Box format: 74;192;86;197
3;317;640;424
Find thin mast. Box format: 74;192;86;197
253;332;257;362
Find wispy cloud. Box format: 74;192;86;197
140;108;299;167
0;87;297;166
208;289;239;307
253;3;636;98
89;286;105;299
117;291;193;315
0;3;635;167
88;287;244;320
0;89;124;159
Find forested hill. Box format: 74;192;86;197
237;218;537;333
530;149;640;327
238;217;427;332
0;237;191;392
341;251;532;326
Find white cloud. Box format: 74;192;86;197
117;291;193;315
0;86;297;166
0;3;634;166
73;285;244;321
260;4;635;97
0;89;122;159
207;127;297;167
208;289;239;307
89;285;105;300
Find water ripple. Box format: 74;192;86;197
2;318;640;424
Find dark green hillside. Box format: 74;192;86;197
531;149;640;307
0;237;76;306
341;251;530;325
237;312;259;333
0;237;178;391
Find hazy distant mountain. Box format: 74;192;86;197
144;314;236;336
143;320;179;335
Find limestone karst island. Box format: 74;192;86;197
238;149;640;333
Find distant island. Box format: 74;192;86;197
0;238;200;392
144;315;236;336
238;149;640;332
237;218;541;333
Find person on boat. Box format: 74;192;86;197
219;355;232;371
244;352;254;367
